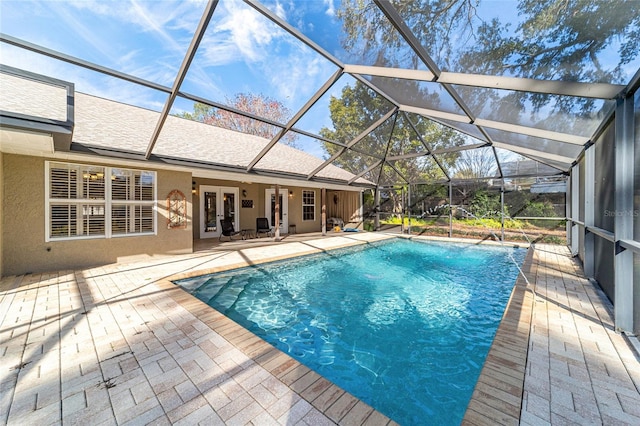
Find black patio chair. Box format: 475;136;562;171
219;218;241;241
256;217;272;238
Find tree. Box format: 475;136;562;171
178;93;298;147
319;81;467;213
336;0;640;134
452;148;497;180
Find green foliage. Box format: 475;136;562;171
319;81;466;186
520;201;557;218
468;190;502;217
336;0;640;133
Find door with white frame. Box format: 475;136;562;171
265;188;288;234
199;186;239;239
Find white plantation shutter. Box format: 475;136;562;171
111;169;155;235
46;162;156;241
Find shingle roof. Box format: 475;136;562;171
2;68;368;185
74;93;365;183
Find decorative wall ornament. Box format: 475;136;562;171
167;189;187;229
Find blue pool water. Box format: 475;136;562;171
175;239;526;425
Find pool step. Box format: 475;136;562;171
210;284;244;311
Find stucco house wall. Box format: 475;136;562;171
2;154;192;276
191;178;329;238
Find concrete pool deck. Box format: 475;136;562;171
1;233;639;425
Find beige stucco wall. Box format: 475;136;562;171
2;154;192;276
191;179;361;238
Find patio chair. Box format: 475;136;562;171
256;217;272;238
219;218;241;241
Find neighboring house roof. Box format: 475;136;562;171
1;69;371;187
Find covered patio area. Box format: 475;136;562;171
1;234;638;425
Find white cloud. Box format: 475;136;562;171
273;0;287;20
52;5;118;62
0;43;165;111
323;0;336;17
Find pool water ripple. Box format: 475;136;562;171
176;239;526;425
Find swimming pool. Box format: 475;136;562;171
175;239;526;424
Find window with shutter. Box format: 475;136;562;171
46;162;156;241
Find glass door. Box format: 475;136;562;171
265;188;288;234
199;185;239;239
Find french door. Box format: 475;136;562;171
199;186;239;239
265;188;288;234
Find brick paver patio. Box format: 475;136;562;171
1;234;639;425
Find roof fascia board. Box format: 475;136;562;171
243;0;344;68
65;143;364;191
1;65;75;150
1;115;72;151
145;0;217;158
247;68;344;171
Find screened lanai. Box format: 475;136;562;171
0;1;639;333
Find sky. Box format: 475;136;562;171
1;0;636;166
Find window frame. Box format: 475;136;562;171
302;190;316;221
45;161;157;242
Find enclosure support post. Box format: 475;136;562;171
321;188;327;236
613;93;634;333
570;166;580;256
584;147;595;277
374;189;380;231
408;184;412;236
500;179;505;242
400;186;405;234
274;184;281;241
448;181;453;238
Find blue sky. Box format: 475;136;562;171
0;0;350;158
1;0;636;164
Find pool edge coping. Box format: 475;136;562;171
462;243;537;425
162;234;535;425
159;234;399;425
